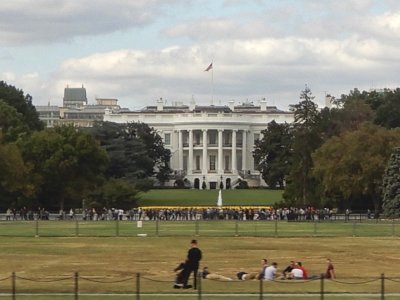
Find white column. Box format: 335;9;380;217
218;129;223;174
242;130;247;171
178;129;183;170
232;130;237;174
188;129;193;175
202;129;208;174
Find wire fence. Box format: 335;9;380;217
1;272;400;299
1;219;400;238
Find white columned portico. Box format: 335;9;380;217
202;129;208;174
218;129;223;174
178;129;183;170
232;129;237;174
188;129;193;175
242;130;247;171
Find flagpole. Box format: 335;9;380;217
211;63;214;105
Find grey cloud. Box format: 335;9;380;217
0;0;180;45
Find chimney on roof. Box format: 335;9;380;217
325;94;333;108
157;98;164;111
228;100;235;111
189;97;196;110
260;98;267;111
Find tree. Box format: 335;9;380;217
19;125;109;210
0;81;43;132
374;89;400;128
91;121;171;182
0;142;34;209
253;121;292;188
0;100;29;143
284;86;322;206
87;178;140;210
382;147;400;217
313;123;400;210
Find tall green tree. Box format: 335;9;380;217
19;126;109;210
382;147;400;217
0;142;33;209
91;121;171;183
253;121;292;188
0;81;43;132
283;86;322;206
313;123;400;210
0;100;29;143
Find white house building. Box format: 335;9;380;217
104;99;294;189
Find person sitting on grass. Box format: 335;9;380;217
173;261;191;289
288;262;308;280
237;258;268;280
201;267;233;281
281;261;296;279
264;262;278;281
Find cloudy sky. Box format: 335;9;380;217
1;0;400;110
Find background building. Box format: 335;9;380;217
36;86;122;127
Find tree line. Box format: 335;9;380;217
1;80;400;216
0;81;171;211
253;86;400;216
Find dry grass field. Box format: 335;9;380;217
0;235;399;298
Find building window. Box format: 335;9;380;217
209;131;217;145
224;155;230;171
209;155;216;171
164;133;171;145
183;156;188;171
195;155;201;170
195;132;201;145
224;132;231;146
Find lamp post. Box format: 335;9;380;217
219;175;224;190
202;175;206;190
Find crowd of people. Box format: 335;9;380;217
235;258;335;281
173;240;336;290
4;206;369;222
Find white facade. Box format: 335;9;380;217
104;101;294;189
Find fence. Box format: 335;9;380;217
1;272;399;299
0;219;400;238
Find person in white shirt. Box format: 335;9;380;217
290;267;304;279
264;262;278;280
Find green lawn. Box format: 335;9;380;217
0;220;399;237
137;189;283;206
0;235;399;298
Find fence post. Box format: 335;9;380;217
136;273;140;300
381;273;385;300
75;219;79;237
11;272;16;300
235;220;239;236
74;271;79;300
320;273;324;300
314;221;317;236
259;279;263;300
116;219;120;237
195;220;199;236
197;272;202;300
35;219;39;237
274;219;278;237
392;220;395;237
156;219;159;237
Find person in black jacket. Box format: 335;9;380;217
181;239;202;289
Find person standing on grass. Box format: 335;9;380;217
181;239;202;289
325;258;336;279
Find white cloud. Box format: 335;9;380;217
41;34;400;110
